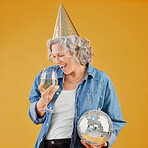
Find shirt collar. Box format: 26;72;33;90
57;66;65;79
85;63;95;79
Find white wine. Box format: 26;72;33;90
40;78;58;89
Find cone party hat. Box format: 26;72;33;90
52;3;79;39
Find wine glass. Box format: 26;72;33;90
39;68;58;111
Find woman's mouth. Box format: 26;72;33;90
60;64;67;71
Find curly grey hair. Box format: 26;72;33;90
47;36;93;66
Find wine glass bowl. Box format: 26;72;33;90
40;69;58;89
39;68;58;111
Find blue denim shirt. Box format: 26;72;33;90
29;63;126;148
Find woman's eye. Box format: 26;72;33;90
59;55;64;57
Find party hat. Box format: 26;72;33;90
52;3;79;39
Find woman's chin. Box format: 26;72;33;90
63;70;71;76
63;71;68;75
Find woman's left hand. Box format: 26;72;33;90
81;140;107;148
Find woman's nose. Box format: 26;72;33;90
55;57;61;64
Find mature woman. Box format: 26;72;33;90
29;36;126;148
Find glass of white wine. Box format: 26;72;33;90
39;68;58;112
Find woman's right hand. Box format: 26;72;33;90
36;83;59;117
81;140;107;148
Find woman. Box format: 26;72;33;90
29;36;126;148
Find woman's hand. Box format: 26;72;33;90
36;83;59;117
39;83;59;104
81;140;107;148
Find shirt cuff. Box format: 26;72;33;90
107;132;117;148
29;101;46;124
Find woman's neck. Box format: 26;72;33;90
65;65;87;84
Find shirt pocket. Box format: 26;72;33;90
86;91;104;111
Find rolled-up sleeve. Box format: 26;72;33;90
29;101;46;125
102;77;126;147
28;71;46;125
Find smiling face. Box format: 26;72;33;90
51;43;80;75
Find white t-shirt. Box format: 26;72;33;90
46;89;76;140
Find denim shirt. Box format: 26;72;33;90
29;63;126;148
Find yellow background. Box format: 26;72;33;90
0;0;148;147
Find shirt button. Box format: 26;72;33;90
56;92;59;95
41;138;43;141
47;123;49;126
51;141;54;144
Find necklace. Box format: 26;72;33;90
65;71;86;84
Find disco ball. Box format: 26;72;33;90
77;109;113;146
